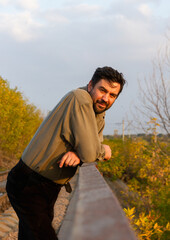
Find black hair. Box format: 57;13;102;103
91;66;126;95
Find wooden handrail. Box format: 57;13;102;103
58;163;137;240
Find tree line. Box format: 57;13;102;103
0;77;43;165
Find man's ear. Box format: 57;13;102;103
88;80;93;92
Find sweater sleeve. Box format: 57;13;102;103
61;95;105;163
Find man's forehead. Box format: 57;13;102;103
99;79;120;88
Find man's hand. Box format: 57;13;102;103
59;151;80;168
103;144;112;160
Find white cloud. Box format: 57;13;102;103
0;0;9;5
0;0;42;41
73;4;100;13
114;14;150;44
0;12;42;41
113;13;164;56
0;0;39;10
15;0;39;11
61;3;101;19
43;10;69;24
138;4;152;16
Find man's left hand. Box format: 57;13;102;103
59;151;80;168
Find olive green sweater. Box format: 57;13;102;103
22;87;105;184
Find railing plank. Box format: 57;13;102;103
58;163;137;240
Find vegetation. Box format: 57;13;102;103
112;34;170;239
98;134;170;240
0;76;43;168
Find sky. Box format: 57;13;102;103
0;0;169;135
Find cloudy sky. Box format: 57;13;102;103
0;0;169;134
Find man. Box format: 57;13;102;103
6;66;126;240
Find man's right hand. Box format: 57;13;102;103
59;151;80;168
103;144;112;160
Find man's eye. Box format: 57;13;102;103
110;94;116;98
99;88;106;93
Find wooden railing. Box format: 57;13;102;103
58;163;137;240
0;166;138;239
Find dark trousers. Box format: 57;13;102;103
6;160;62;240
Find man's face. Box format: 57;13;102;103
88;79;121;114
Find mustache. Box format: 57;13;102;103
96;100;108;107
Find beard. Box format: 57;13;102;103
88;88;111;114
93;100;109;114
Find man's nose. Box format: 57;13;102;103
102;93;109;103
